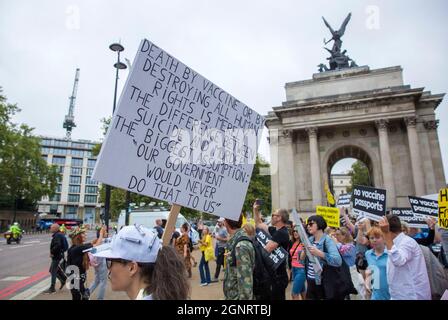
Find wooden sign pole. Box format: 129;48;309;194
161;204;182;246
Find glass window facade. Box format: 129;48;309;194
87;159;96;168
52;156;65;165
71;158;83;167
71;149;85;157
70;176;81;184
41;147;52;154
68;194;80;202
66;205;77;214
72;142;85;148
54;140;69;147
84;195;97;203
85;176;98;185
71;167;82;175
52;148;67;155
85;186;98;194
69;185;81;193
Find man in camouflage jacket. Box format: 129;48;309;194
223;216;255;300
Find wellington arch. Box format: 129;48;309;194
265;65;446;214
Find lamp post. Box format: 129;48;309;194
104;42;127;230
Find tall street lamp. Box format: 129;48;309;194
104;42;127;230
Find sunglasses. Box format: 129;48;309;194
271;214;280;218
307;222;316;227
106;258;130;269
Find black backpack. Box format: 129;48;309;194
230;236;276;300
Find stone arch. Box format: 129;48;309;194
321;140;382;193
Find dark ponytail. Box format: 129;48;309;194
141;246;190;300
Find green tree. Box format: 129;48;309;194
241;155;272;217
0;88;59;221
347;160;372;193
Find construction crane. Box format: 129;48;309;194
63;68;80;139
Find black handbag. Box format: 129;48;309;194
321;238;358;300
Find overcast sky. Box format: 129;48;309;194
1;0;447;178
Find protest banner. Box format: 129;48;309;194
93;39;265;244
337;193;351;209
316;206;340;228
291;208;322;284
438;188;448;229
255;228;288;270
390;207;427;228
352;185;386;222
408;196;438;219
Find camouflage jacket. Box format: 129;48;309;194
223;228;255;300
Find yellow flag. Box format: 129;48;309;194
324;182;335;206
242;214;247;226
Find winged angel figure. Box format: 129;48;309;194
322;12;351;54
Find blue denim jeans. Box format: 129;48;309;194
88;258;107;300
199;252;211;284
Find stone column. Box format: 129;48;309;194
405;116;426;196
424;120;445;191
420;120;437;193
375;120;396;207
267;130;280;211
281;130;297;210
306;127;322;208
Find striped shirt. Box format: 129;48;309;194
306;241;319;279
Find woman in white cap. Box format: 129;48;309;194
93;224;190;300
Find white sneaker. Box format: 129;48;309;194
200;283;209;286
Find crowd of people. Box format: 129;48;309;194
41;200;448;300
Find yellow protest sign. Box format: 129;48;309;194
438;188;448;229
316;206;340;228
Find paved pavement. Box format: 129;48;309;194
1;232;292;300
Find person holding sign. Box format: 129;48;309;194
93;225;189;300
402;217;437;247
301;216;343;300
253;201;290;300
378;215;431;300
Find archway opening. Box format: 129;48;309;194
327;145;374;199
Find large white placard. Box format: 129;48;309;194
93;39;265;221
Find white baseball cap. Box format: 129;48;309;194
93;224;161;263
217;217;225;222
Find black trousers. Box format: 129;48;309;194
70;273;88;300
270;274;288;300
49;257;66;289
306;278;325;300
214;247;225;279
